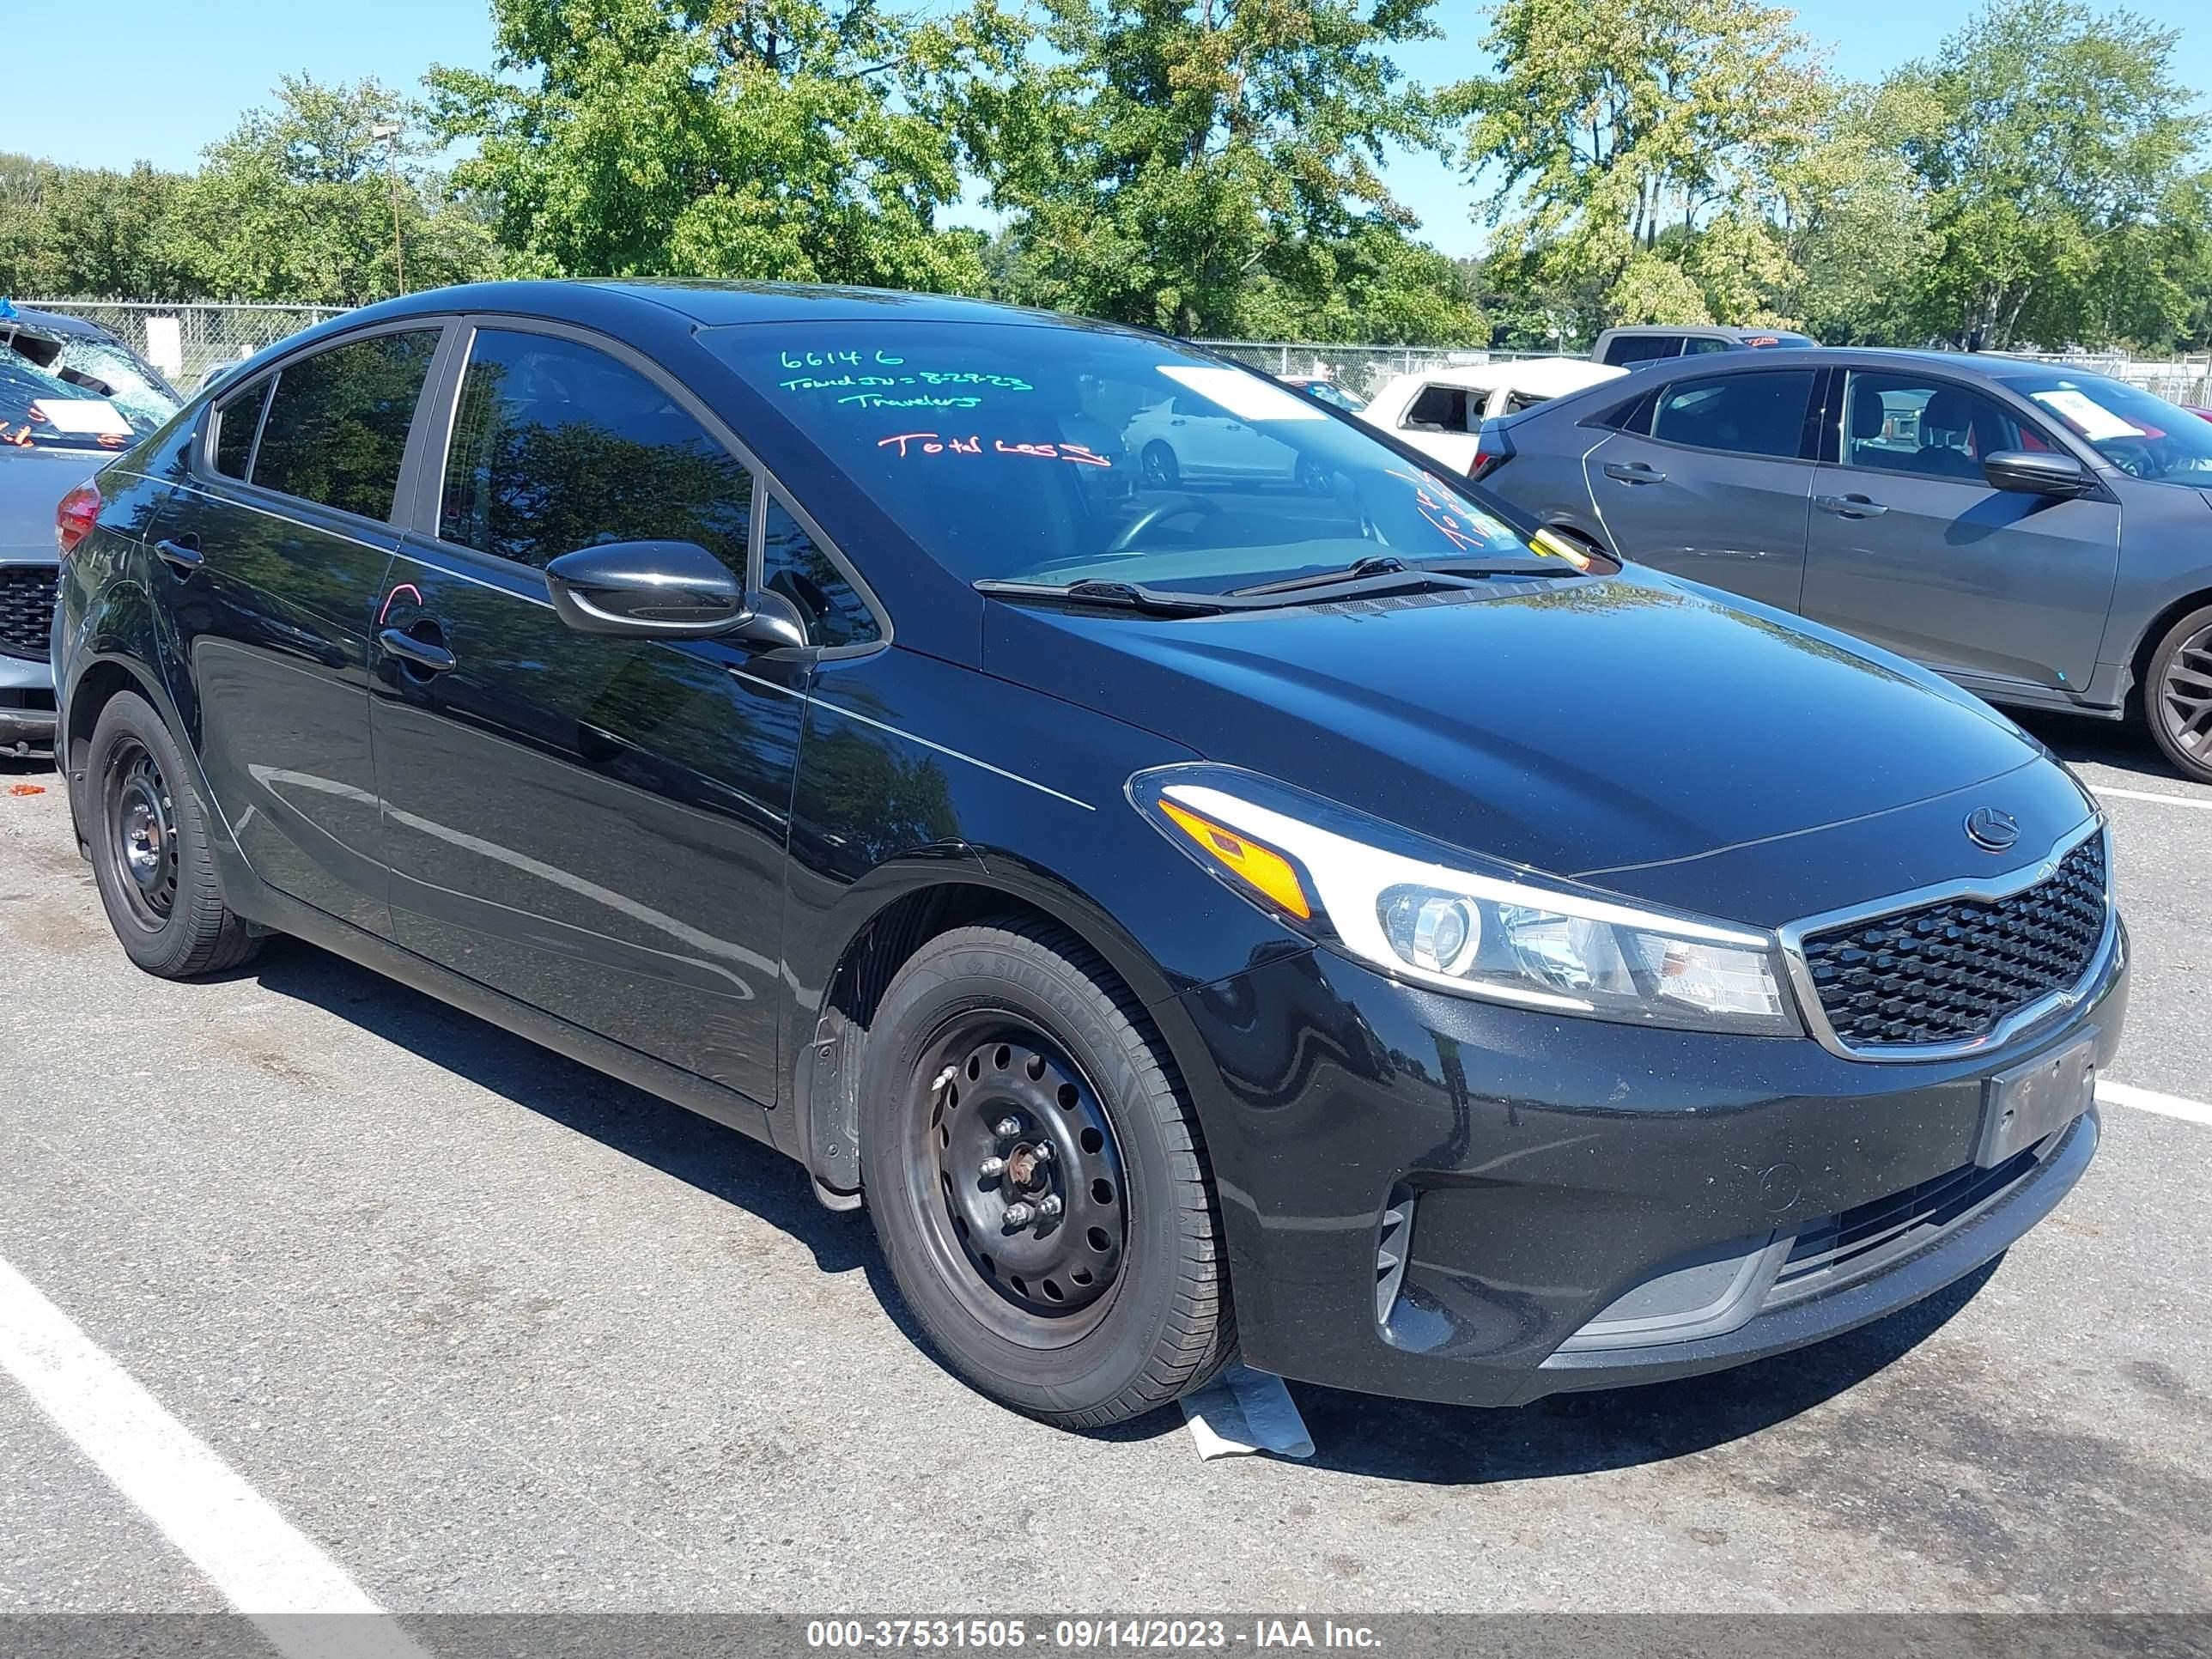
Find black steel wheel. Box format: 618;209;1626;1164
2147;605;2212;785
1296;455;1331;495
860;918;1235;1427
85;692;264;979
103;738;179;930
912;1019;1129;1340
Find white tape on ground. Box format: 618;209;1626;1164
0;1256;428;1657
2099;1081;2212;1128
1181;1364;1315;1461
2094;785;2212;811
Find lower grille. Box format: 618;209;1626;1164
1797;833;2108;1051
1767;1143;2045;1306
0;565;58;659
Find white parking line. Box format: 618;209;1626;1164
0;1256;427;1656
2098;1081;2212;1128
2094;785;2212;811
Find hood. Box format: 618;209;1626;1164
983;569;2067;923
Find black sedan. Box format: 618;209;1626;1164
52;283;2124;1426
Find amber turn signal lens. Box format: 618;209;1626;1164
1158;799;1312;920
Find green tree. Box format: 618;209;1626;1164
427;0;988;291
1450;0;1826;333
0;155;198;299
951;0;1449;336
173;76;499;303
1892;0;2209;348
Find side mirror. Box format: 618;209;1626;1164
1983;450;2094;498
544;540;804;648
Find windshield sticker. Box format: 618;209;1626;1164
877;431;1112;468
1155;366;1326;422
2029;387;2142;442
29;398;131;437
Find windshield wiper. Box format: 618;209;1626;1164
1225;557;1574;599
973;578;1226;616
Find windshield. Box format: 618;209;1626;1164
2010;372;2212;484
0;355;157;451
712;321;1549;592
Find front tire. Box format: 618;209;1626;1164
2145;604;2212;785
86;693;263;978
1139;441;1181;490
860;919;1235;1427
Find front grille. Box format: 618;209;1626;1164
0;565;58;659
1799;835;2107;1050
1768;1141;2046;1306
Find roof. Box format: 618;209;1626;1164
1;305;121;343
350;278;1114;335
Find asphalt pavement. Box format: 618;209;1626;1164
1;708;2207;1616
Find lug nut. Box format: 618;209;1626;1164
1037;1194;1063;1218
1031;1142;1054;1164
979;1156;1007;1178
994;1116;1022;1139
1003;1200;1037;1227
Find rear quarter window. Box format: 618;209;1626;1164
250;329;441;520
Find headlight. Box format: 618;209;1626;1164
1130;764;1797;1035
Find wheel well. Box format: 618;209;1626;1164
62;660;150;783
802;882;1130;1195
2128;590;2212;708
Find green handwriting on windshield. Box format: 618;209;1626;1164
778;349;1034;410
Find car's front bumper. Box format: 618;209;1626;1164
1171;917;2127;1408
0;644;56;753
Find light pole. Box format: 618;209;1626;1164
368;119;406;295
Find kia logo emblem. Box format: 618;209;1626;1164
1966;806;2021;853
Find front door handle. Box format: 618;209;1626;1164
155;535;203;573
1817;494;1890;518
1602;462;1665;484
379;626;456;676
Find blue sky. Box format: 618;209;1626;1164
7;0;2207;260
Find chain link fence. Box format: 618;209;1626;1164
21;301;2212;410
1193;340;1557;400
19;301;348;390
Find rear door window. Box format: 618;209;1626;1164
1650;370;1819;459
1403;384;1475;431
251;330;441;520
438;328;752;577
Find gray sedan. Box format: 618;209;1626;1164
1474;347;2212;782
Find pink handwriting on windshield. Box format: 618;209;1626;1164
876;433;1112;468
1384;465;1493;553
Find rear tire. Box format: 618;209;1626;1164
2144;604;2212;785
1140;441;1181;490
85;693;263;979
860;918;1235;1427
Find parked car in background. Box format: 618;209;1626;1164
55;281;2123;1430
1122;386;1333;490
1277;374;1366;414
2;303;183;430
1361;357;1626;472
1593;325;1817;368
1;350;177;755
1473;346;2212;782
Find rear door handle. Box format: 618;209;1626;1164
1602;462;1665;484
1817;494;1889;518
379;626;456;676
155;535;203;573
